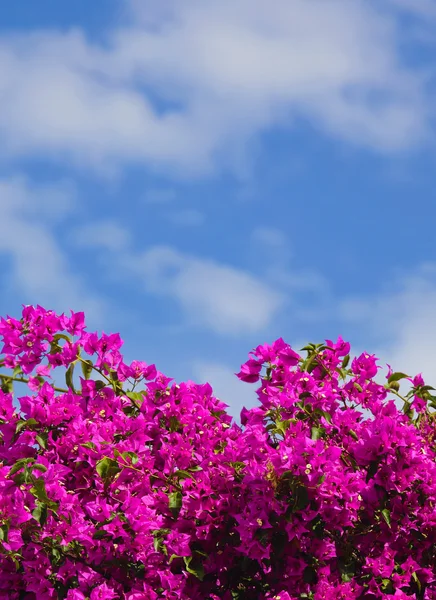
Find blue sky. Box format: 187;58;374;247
1;0;436;418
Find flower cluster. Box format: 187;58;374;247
0;306;435;599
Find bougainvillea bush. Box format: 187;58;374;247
0;306;435;599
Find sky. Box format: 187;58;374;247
1;0;436;419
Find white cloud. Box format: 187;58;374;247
166;209;204;227
123;245;284;335
386;0;436;18
71;221;131;251
252;227;289;251
193;360;259;419
0;176;103;319
143;188;177;204
250;226;330;318
0;0;431;176
194;263;436;419
340;264;436;385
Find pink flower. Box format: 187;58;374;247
236;358;262;382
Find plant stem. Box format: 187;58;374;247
0;374;68;394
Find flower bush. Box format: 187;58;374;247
0;305;435;599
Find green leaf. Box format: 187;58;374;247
353;382;363;393
321;410;332;424
33;463;47;473
174;469;195;481
183;555;205;581
32;502;48;526
96;457;120;480
412;571;422;593
402;400;412;415
110;369;119;382
152;528;170;554
0;523;9;542
380;578;394;594
8;457;34;477
65;362;76;393
169;553;182;563
23;465;35;484
93;530;111;540
339;558;355;583
311;426;325;440
30;478;50;503
341;354;350;369
168;491;183;517
229;462;246;475
388;372;409;384
300;344;316;352
348;429;359;441
153;535;164;553
275;419;291;436
9;553;21;570
381;508;391;528
81;441;96;450
50;546;62;566
0;378;13;393
336;367;347;380
53;333;72;343
35;433;48;450
169;415;183;432
80;359;93;380
294;485;310;511
366;460;379;482
121;451;139;465
15;418;38;435
126;391;145;407
49;333;71;355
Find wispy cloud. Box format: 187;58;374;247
72;221;132;251
252;227;289;252
0;176;104;319
165;209;205;227
340;263;436;383
69;218;333;337
386;0;436;18
120;245;284;335
142;188;177;204
0;0;432;176
250;224;330;323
